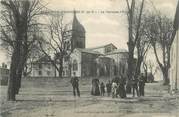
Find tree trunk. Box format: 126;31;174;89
59;58;63;78
135;57;143;79
15;44;28;94
162;68;170;85
126;47;135;93
7;42;21;101
7;59;17;101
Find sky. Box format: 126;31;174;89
0;0;178;64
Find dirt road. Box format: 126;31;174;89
0;78;179;117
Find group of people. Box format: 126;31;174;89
111;76;127;98
70;72;146;98
131;74;146;97
91;78;106;96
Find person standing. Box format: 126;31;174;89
112;81;118;98
106;80;112;96
91;79;100;96
132;78;139;97
100;82;105;96
70;72;80;97
119;75;126;98
139;74;145;96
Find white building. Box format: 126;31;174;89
0;63;9;85
169;1;179;92
30;55;59;77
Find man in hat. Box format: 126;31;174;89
70;72;80;97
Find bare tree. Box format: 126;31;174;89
134;13;151;79
146;13;176;85
0;0;44;101
38;13;70;77
142;55;148;81
125;0;145;92
23;40;44;77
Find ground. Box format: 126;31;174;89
0;78;179;117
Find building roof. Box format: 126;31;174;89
75;48;102;55
33;55;51;63
105;49;128;55
87;43;117;50
97;55;112;59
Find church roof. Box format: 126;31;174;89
75;48;102;55
105;49;128;55
87;43;117;50
97;55;112;59
72;11;85;33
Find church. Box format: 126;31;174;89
30;12;128;78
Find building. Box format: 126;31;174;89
63;11;85;54
69;44;128;78
105;49;128;77
30;55;59;77
29;11;128;78
0;63;9;85
88;43;117;55
169;1;179;92
70;48;102;77
62;11;86;77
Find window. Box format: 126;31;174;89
105;47;111;53
48;64;51;69
38;71;42;75
76;41;82;48
64;56;69;62
47;71;50;76
39;63;42;69
63;71;65;76
64;42;67;50
67;41;70;50
73;60;78;71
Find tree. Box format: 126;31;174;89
147;13;176;85
142;55;148;82
38;13;70;78
134;13;151;79
23;40;44;77
125;0;145;92
0;0;44;101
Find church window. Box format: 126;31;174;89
38;71;42;75
48;64;51;69
64;42;67;50
67;41;70;50
73;60;78;71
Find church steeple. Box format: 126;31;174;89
72;10;85;33
71;10;86;50
73;10;77;21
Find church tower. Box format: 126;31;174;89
63;11;85;54
62;11;85;77
71;11;86;50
